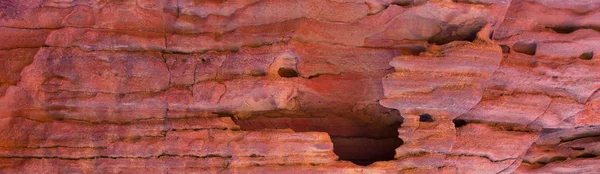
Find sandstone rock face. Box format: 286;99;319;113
0;0;599;173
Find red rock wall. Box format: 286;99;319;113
0;0;599;173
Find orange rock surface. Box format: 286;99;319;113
0;0;599;173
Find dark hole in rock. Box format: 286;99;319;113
570;147;585;151
419;114;435;122
129;135;142;142
278;68;298;78
548;156;568;163
332;137;403;166
212;111;235;117
249;70;267;77
512;41;537;55
50;114;65;121
579;52;593;60
391;0;427;6
428;23;483;45
452;0;492;5
500;45;510;53
232;110;403;166
549;26;579;34
590;26;600;32
307;74;322;79
540;128;562;134
576;153;598;158
399;46;427;56
453;119;468;127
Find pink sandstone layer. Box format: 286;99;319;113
1;0;599;173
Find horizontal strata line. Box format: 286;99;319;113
390;70;486;76
5;35;423;54
0;26;165;34
40;43;294;54
451;154;518;163
0;26;62;30
481;90;585;104
383;87;476;96
524;155;600;165
0;154;333;160
0;46;47;50
5;116;238;128
495;24;600;41
9;119;238;130
453;120;539;133
329;136;401;140
42;88;171;96
3;39;424;56
289;37;426;50
36;72;377;95
559;133;600;143
40;45;167;53
0;146;107;149
3;21;491;50
0;154;233;160
0;24;273;37
7;116;164;125
400;152;518;163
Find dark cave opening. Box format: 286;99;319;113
419;113;435;122
453;119;468;128
229;112;403;166
332;136;403;166
579;52;593;60
512;41;537;55
277;67;299;78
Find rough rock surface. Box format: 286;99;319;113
0;0;599;173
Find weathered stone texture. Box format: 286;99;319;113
1;0;599;173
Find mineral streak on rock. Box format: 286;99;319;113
0;0;599;173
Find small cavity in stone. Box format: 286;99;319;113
512;41;537;55
453;119;468;127
278;68;299;78
579;52;593;60
549;26;579;34
570;147;585;151
500;45;510;53
576;153;598;158
419;114;435;122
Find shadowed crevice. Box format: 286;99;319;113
231;112;403;166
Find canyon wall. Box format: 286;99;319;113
0;0;599;173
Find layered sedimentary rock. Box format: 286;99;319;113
0;0;599;173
